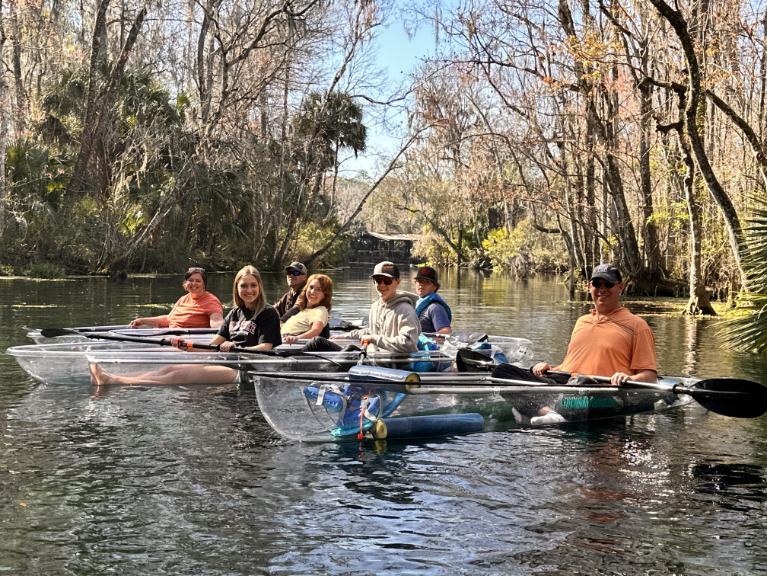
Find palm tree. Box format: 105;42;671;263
293;90;367;174
271;90;367;268
723;201;767;352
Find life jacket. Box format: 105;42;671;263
415;292;452;323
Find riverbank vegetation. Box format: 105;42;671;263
1;0;767;324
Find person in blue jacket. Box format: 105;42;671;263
413;266;452;335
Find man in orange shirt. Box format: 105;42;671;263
530;263;658;424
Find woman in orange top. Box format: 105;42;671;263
130;267;224;329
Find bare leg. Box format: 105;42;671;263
89;363;183;385
89;362;238;386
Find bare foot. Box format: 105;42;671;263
88;362;110;386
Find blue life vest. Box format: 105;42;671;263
415;292;452;323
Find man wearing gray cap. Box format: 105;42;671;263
274;261;308;321
528;263;658;424
341;260;420;353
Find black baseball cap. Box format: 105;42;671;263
285;262;308;275
414;266;439;289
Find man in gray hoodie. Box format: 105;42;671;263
345;261;420;353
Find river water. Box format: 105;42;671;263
1;269;766;575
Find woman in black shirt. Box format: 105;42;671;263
89;265;281;386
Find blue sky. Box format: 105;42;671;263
342;15;437;176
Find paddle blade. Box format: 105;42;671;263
456;349;495;372
40;328;75;338
689;378;767;418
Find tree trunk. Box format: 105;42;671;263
648;0;749;289
558;0;642;277
660;90;716;315
0;0;7;238
66;0;110;198
66;2;147;200
8;0;25;134
639;80;663;275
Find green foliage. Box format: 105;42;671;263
723;201;767;352
482;226;528;270
23;261;67;278
293;91;366;172
480;220;567;273
0;63;372;275
291;221;350;268
412;232;457;266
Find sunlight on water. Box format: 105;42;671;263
1;270;766;575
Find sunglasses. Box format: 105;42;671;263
590;279;615;289
373;276;393;286
287;270;305;277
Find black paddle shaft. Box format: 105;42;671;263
490;362;767;419
39;328;277;355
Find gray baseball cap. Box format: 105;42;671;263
590;263;622;283
285;262;308;275
371;261;400;279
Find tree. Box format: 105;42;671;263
723;199;767;351
647;0;750;290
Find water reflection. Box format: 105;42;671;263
691;462;767;501
2;272;767;574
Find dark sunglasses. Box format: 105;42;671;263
373;276;393;286
590;279;615;289
287;270;304;277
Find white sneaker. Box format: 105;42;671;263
511;407;524;423
530;411;567;425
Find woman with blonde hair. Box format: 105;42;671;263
89;265;281;386
281;274;333;344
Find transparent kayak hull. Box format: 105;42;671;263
6;341;460;384
7;333;533;385
252;371;691;442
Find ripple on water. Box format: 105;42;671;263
3;275;767;574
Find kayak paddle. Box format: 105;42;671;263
39;327;352;366
491;363;767;419
39;326;216;337
40;327;279;355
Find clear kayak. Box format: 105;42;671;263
6;341;436;384
6;334;534;385
251;366;694;441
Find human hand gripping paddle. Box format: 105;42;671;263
490;362;767;419
357;337;371;365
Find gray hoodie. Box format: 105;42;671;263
348;292;421;353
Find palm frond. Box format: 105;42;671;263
724;199;767;352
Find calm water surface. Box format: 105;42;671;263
1;269;767;575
